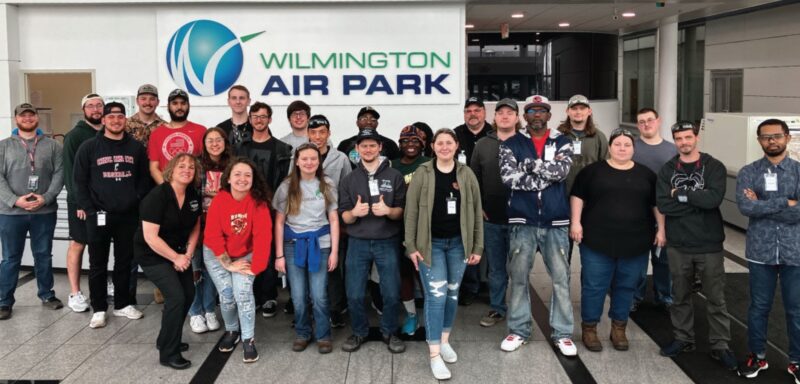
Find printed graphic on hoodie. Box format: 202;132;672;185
670;163;705;191
97;155;136;181
230;213;248;235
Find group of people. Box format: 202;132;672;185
0;84;797;383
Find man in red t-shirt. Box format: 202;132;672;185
147;89;206;184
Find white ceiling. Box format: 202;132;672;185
465;0;782;35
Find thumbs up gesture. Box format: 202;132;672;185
351;194;370;217
371;194;390;217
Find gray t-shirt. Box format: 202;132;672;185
633;138;678;174
273;177;337;248
280;132;307;151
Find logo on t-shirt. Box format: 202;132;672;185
230;213;248;234
161;131;195;160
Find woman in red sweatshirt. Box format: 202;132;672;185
203;157;273;363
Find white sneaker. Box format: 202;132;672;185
190;315;208;333
430;355;451;380
556;338;578;357
68;291;89;313
500;334;527;352
89;311;107;328
112;305;143;319
440;343;458;363
205;312;220;331
107;280;114;298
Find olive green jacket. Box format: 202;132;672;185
563;129;609;194
404;161;484;267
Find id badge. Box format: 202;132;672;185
573;140;582;155
369;179;380;196
97;211;107;227
544;144;556;161
446;196;457;215
458;151;467;164
27;175;39;191
765;173;778;192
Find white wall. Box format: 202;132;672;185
704;3;800;114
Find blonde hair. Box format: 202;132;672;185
162;153;202;188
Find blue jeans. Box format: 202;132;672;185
286;243;331;341
580;244;648;323
748;262;800;362
635;245;672;305
204;248;256;340
189;247;218;316
418;236;467;344
484;222;509;315
346;236;400;337
507;225;573;341
0;213;57;307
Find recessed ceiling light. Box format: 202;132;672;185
536;39;540;43
622;12;636;18
558;22;570;27
511;13;524;18
465;24;475;29
536;32;541;35
471;38;480;42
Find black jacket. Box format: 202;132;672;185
235;135;293;192
73;129;150;215
470;131;510;224
338;159;406;239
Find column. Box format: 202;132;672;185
0;4;20;137
656;15;678;141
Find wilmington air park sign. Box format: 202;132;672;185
157;6;463;106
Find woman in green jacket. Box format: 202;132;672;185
404;128;483;380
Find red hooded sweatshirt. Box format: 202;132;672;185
204;190;272;275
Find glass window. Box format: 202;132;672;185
622;34;656;123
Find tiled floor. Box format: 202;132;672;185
0;225;781;383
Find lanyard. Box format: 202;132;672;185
18;135;40;172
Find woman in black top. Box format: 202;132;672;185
569;128;665;353
133;153;202;369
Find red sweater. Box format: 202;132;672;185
204;190;273;275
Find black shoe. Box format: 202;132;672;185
710;348;738;371
738;353;769;378
330;310;346;328
660;340;695;357
42;297;64;310
180;343;189;352
0;306;11;320
284;298;294;314
382;334;406;354
160;356;191;370
242;338;259;363
218;331;241;352
262;300;277;318
458;291;476;306
342;335;366;352
630;300;641;313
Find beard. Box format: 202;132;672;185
765;145;786;157
169;106;189;122
84;113;102;125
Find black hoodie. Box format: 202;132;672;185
73;129;151;215
338;159;406;239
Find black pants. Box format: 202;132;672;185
141;263;194;362
254;242;280;306
88;212;137;312
328;234;348;313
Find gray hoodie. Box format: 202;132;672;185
322;147;352;187
0;133;64;215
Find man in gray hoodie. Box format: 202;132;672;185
0;103;65;320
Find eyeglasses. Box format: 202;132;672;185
290;111;307;118
85;104;104;110
637;117;657;126
526;108;549;114
757;133;787;142
250;114;270;120
358;116;378;123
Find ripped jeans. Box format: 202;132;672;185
417;236;467;345
204;247;256;340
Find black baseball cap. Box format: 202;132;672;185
168;88;189;103
357;106;380;119
464;97;484;108
355;129;381;144
103;102;126;116
671;120;699;135
495;98;519;113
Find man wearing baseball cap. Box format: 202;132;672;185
127;84;165;148
0;103;65;320
147;89;206;184
498;95;578;357
337;106;400;166
62;93;104;313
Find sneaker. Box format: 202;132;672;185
284;298;294;314
113;305;143;319
710;348;738;371
330;310;346;328
660;340;696;357
68;292;89;312
480;310;504;327
738;353;768;378
382;334;406;354
89;311;107;328
342;334;366;352
205;312;220;331
500;334;527;352
262;300;277;318
153;288;164;304
401;313;418;335
788;362;799;384
242;338;259;363
42;297;64;310
556;338;578;357
430;355;451;380
190;315;208;333
440;343;457;363
0;306;12;320
218;331;241;352
107;280;114;298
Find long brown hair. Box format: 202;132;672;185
284;143;334;217
201;127;232;172
558;114;598;137
220;157;271;207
